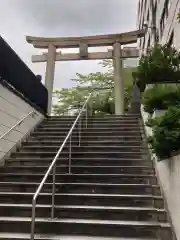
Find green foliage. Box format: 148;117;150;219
53;60;136;116
147;107;180;159
178;13;180;22
136;44;180;90
142;84;180;114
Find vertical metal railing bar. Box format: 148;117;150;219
78;117;81;146
30;92;93;240
31;198;36;240
51;164;56;218
69;134;72;174
85;104;88;128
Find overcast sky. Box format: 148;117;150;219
0;0;138;92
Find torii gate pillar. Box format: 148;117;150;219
45;44;56;115
113;42;124;115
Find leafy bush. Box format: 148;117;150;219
142;85;180;114
136;44;180;89
178;13;180;22
147;107;180;159
53;61;135;115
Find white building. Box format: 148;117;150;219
137;0;180;52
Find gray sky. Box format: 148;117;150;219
0;0;138;91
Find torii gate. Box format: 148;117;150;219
26;29;145;115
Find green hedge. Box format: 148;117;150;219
147;107;180;159
142;85;180;114
135;44;180;89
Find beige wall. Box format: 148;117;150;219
141;105;180;240
0;83;45;162
157;155;180;240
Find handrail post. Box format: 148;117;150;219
78;117;81;146
51;163;56;218
31;198;36;240
69;134;72;174
86;104;88;128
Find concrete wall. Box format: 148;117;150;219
0;83;45;162
141;106;180;240
157;155;180;240
138;0;180;51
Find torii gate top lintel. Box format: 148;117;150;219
26;29;145;49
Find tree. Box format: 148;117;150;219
53;60;136;116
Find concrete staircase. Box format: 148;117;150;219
0;115;174;239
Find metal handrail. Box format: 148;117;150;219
0;110;35;141
31;92;93;240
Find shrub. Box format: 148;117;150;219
142;85;180;114
136;44;180;89
147;107;180;159
178;13;180;22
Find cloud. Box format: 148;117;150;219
0;0;138;91
3;0;138;36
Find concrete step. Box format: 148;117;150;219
36;127;142;132
1;165;154;175
41;123;141;128
43;120;141;126
31;131;142;140
0;182;161;195
0;217;171;238
34;128;143;133
29;135;142;141
0;173;158;184
11;151;144;158
0;203;167;222
20;145;147;153
47;115;140;120
0;192;164;207
23;140;143;147
0;232;159;240
6;157;153;167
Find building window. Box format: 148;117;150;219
147;37;151;49
154;1;157;24
160;10;165;36
142;36;145;50
144;0;147;8
140;38;142;47
165;0;170;18
147;10;149;22
168;31;174;46
160;0;171;37
156;30;159;42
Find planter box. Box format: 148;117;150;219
152;109;167;118
150;71;180;84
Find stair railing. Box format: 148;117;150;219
30;92;93;240
0;110;36;141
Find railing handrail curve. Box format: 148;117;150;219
0;110;35;141
31;92;93;240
